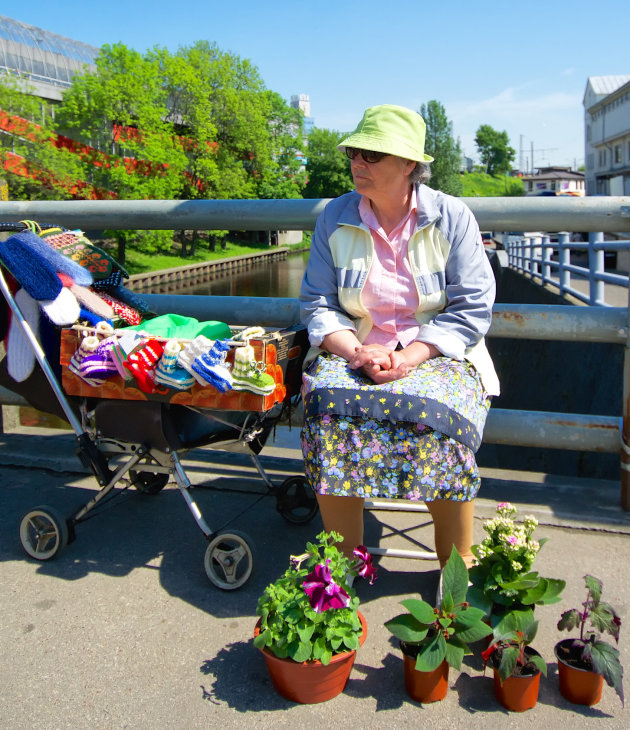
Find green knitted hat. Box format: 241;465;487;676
338;104;434;163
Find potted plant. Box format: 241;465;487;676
555;574;624;707
481;608;547;711
385;546;492;703
253;530;376;704
468;502;566;624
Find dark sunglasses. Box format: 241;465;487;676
345;147;389;164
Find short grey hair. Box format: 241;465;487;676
409;162;431;185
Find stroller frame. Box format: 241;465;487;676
0;227;316;590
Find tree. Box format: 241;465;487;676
475;124;516;176
303;127;354;199
0;76;87;200
419;100;462;196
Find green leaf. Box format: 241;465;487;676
253;631;269;650
456;620;493;644
399;598;436;624
557;608;581;633
297;623;315;643
497;645;519;683
291;641;313;663
416;633;447;672
385;614;429;643
588;640;624;705
444;641;465;670
466;585;492;617
441;546;469;604
529;653;547;677
441;591;455;614
585;574;603;605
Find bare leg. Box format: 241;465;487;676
426;499;476;569
316;493;365;559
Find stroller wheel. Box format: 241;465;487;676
276;476;318;525
130;470;169;495
19;505;69;561
204;530;254;590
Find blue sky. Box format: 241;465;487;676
6;1;629;169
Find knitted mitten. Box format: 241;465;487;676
6;288;40;382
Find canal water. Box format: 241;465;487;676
172;250;310;298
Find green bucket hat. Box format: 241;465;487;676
338;104;434;163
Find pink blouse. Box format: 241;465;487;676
358;189;421;348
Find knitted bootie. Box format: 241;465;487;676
111;331;144;380
123;339;164;393
232;326;266;343
155;340;195;390
231;344;275;396
177;335;216;385
69;335;104;386
78;336;119;381
191;340;233;393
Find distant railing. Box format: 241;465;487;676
1;196;629;510
504;232;630;307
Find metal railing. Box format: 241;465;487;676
1;195;629;509
505;232;630;306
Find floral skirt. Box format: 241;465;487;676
300;353;491;502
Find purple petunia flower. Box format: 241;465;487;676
303;561;351;613
353;545;378;585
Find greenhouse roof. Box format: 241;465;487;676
0;15;99;90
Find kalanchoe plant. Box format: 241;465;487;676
254;530;376;666
557;574;624;706
482;608;547;683
468;502;565;622
385;546;492;672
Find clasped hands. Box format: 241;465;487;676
349;343;415;384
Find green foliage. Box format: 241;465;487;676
304;127;354;199
420;100;462;196
460;172;524;197
484;609;547;683
557;574;624;706
254;531;362;666
475;124;516;176
0;77;85;200
468;502;565;621
385;546;491;672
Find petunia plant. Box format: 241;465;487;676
254;530;376;665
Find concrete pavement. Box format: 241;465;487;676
0;424;629;729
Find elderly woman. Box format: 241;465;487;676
299;104;499;573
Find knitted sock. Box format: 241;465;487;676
6;288;40;382
124;339;164;394
40;286;80;326
12;230;93;286
0;234;62;301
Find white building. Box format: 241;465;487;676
521;166;585;196
583;75;630;195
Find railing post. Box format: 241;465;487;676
622;286;630;510
541;235;552;286
588;231;606;306
557;232;570;296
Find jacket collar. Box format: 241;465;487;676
337;185;441;231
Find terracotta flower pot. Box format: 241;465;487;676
254;611;367;704
400;643;449;703
555;639;604;706
491;646;542;712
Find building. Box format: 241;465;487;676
290;94;314;136
521;166;585;196
583;75;630;195
0;15;99;103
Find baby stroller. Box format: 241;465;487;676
0;221;315;590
